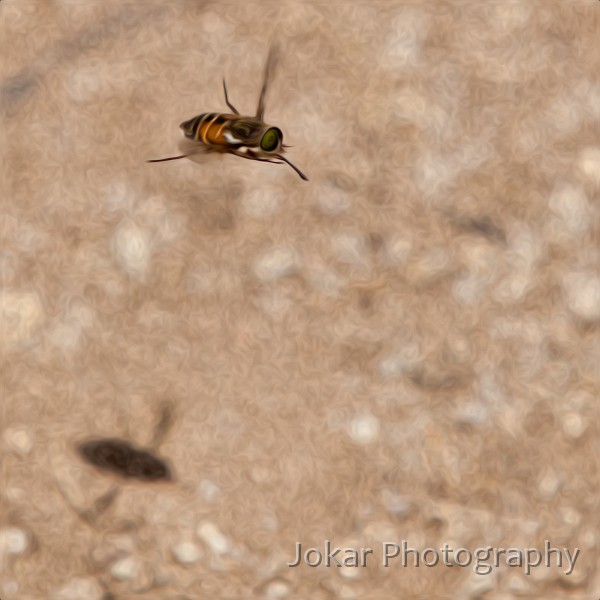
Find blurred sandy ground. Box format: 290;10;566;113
1;0;600;598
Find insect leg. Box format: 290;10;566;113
149;401;175;449
147;154;189;163
236;153;309;181
275;154;309;181
54;471;120;529
223;79;240;115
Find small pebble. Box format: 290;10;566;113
173;541;202;565
196;521;231;555
563;273;600;322
110;555;138;581
0;527;28;555
55;577;103;600
347;413;380;445
254;246;300;282
562;412;586;439
197;479;221;503
561;506;581;527
112;223;152;280
265;579;290;598
538;469;560;499
339;564;361;580
548;183;590;235
3;428;34;456
381;489;412;517
577;146;600;185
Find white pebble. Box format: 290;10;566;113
548;183;591;235
563;273;600;321
561;506;581;527
507;224;541;270
197;479;221;503
112;223;152;280
415;153;456;197
172;541;202;565
347;413;380;445
254;246;300;282
562;412;586;439
538;469;560;499
0;527;28;555
494;271;531;303
453;401;488;426
577;146;600;186
3;428;34;456
0;292;44;346
55;577;103;600
110;555;138;581
381;489;412;517
452;274;484;305
384;9;427;70
196;521;231;555
265;579;290;598
339;564;361;580
384;235;412;266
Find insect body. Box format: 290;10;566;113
149;46;308;181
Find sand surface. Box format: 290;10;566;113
2;1;600;598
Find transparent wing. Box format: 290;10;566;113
255;43;279;121
147;139;213;164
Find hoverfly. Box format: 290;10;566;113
148;46;308;181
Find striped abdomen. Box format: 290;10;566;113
180;113;234;148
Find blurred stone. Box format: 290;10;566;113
55;578;103;600
197;479;221;503
196;521;231;555
172;540;202;565
254;246;301;282
3;427;34;456
110;555;139;581
0;527;29;555
347;413;380;445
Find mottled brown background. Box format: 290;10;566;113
1;1;599;598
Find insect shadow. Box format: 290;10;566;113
77;438;172;482
57;402;176;528
77;399;175;482
52;402;177;598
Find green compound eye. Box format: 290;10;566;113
260;127;282;152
